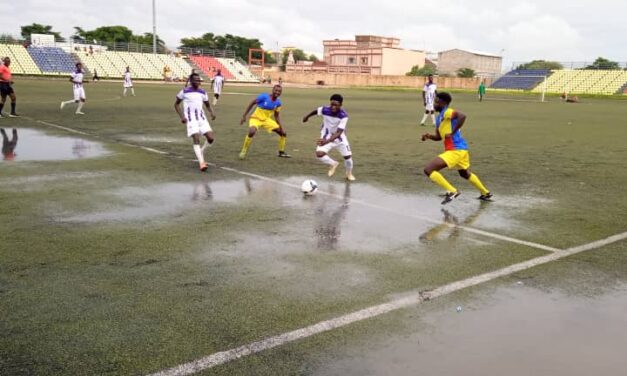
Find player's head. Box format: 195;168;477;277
126;66;130;72
189;73;201;88
216;69;221;76
427;74;434;83
75;62;82;71
434;92;452;111
271;84;282;98
3;57;10;66
329;94;343;113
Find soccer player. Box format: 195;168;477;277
211;70;224;106
421;92;492;204
0;57;20;118
174;73;216;172
123;67;135;96
238;84;290;159
302;93;355;181
478;80;486;101
60;62;87;115
420;74;437;126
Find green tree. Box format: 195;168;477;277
516;60;563;70
308;54;319;62
282;48;310;65
585;57;621;70
0;34;18;43
180;33;217;49
73;26;133;43
20;23;65;42
406;65;436;76
457;67;475;78
180;33;266;61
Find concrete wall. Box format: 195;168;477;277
381;48;425;76
438;49;502;77
265;71;491;89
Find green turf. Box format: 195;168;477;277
0;79;626;375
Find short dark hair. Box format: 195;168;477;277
330;94;343;103
273;84;282;89
189;73;200;80
436;92;452;104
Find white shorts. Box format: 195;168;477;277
316;139;352;157
213;88;221;96
124;83;133;88
425;103;434;112
186;120;212;137
73;87;86;101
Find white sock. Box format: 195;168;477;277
62;100;74;105
123;88;127;96
430;114;436;124
421;114;428;124
193;144;205;164
344;158;353;173
317;155;336;166
76;102;84;113
131;88;135;96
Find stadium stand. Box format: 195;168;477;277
216;58;259;82
0;44;42;75
532;70;627;95
76;51;192;80
27;47;76;74
490;69;551;90
189;55;234;80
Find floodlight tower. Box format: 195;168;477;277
152;0;157;54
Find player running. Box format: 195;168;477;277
211;70;224;106
302;93;355;181
60;62;87;115
421;92;492;204
0;57;20;118
174;73;217;172
239;84;290;159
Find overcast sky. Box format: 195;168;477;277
3;0;626;69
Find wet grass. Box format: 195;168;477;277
0;79;626;375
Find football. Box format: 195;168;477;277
301;179;318;195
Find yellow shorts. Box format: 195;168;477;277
249;117;280;133
438;150;470;170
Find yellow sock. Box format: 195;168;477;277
468;173;489;195
241;135;252;154
429;171;457;193
278;136;286;152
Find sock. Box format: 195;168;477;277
278;136;286;152
131;88;135;96
317;155;336;166
0;103;4;113
76;102;84;113
10;102;16;114
241;135;252;154
430;114;436;124
212;98;217;106
193;144;205;164
429;171;457;193
62;100;74;106
123;88;127;96
344;158;353;173
468;173;489;195
420;114;428;124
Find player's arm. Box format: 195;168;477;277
240;98;257;125
421;132;441;142
422;89;426;105
302;109;318;123
318;129;344;146
274;110;283;128
204;101;216;120
450;111;466;134
174;98;187;123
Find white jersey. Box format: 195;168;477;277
212;75;224;94
123;72;133;87
176;87;211;137
71;70;85;100
423;82;437;108
315;106;351;156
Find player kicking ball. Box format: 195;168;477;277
421;92;492;204
302;94;355;181
174;73;216;172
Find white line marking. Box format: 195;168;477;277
35;120;89;135
149;231;627;376
140;146;169;155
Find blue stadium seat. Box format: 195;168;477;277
490;69;551;90
27;47;76;74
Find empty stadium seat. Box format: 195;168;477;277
27;47;76;74
490;69;550;90
0;44;42;75
532;70;627;95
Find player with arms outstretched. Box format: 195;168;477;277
421;92;492;204
302;94;355;181
239;84;290;159
174;73;217;172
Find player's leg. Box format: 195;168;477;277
316;143;338;176
123;87;127;96
239;125;258;159
8;89;18;117
76;97;86;115
273;127;290;157
131;86;135;96
338;142;355;181
0;90;7;117
212;93;219;106
429;110;436;126
424;156;459;204
190;132;207;171
458;168;491;200
420;109;429;126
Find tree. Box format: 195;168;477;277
0;34;18;43
585;57;621;70
180;33;265;61
308;54;319;62
73;26;133;43
516;60;563;70
406;65;436;76
457;68;476;78
20;23;65;42
281;48;310;65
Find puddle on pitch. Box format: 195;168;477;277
314;283;627;376
0;128;109;162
